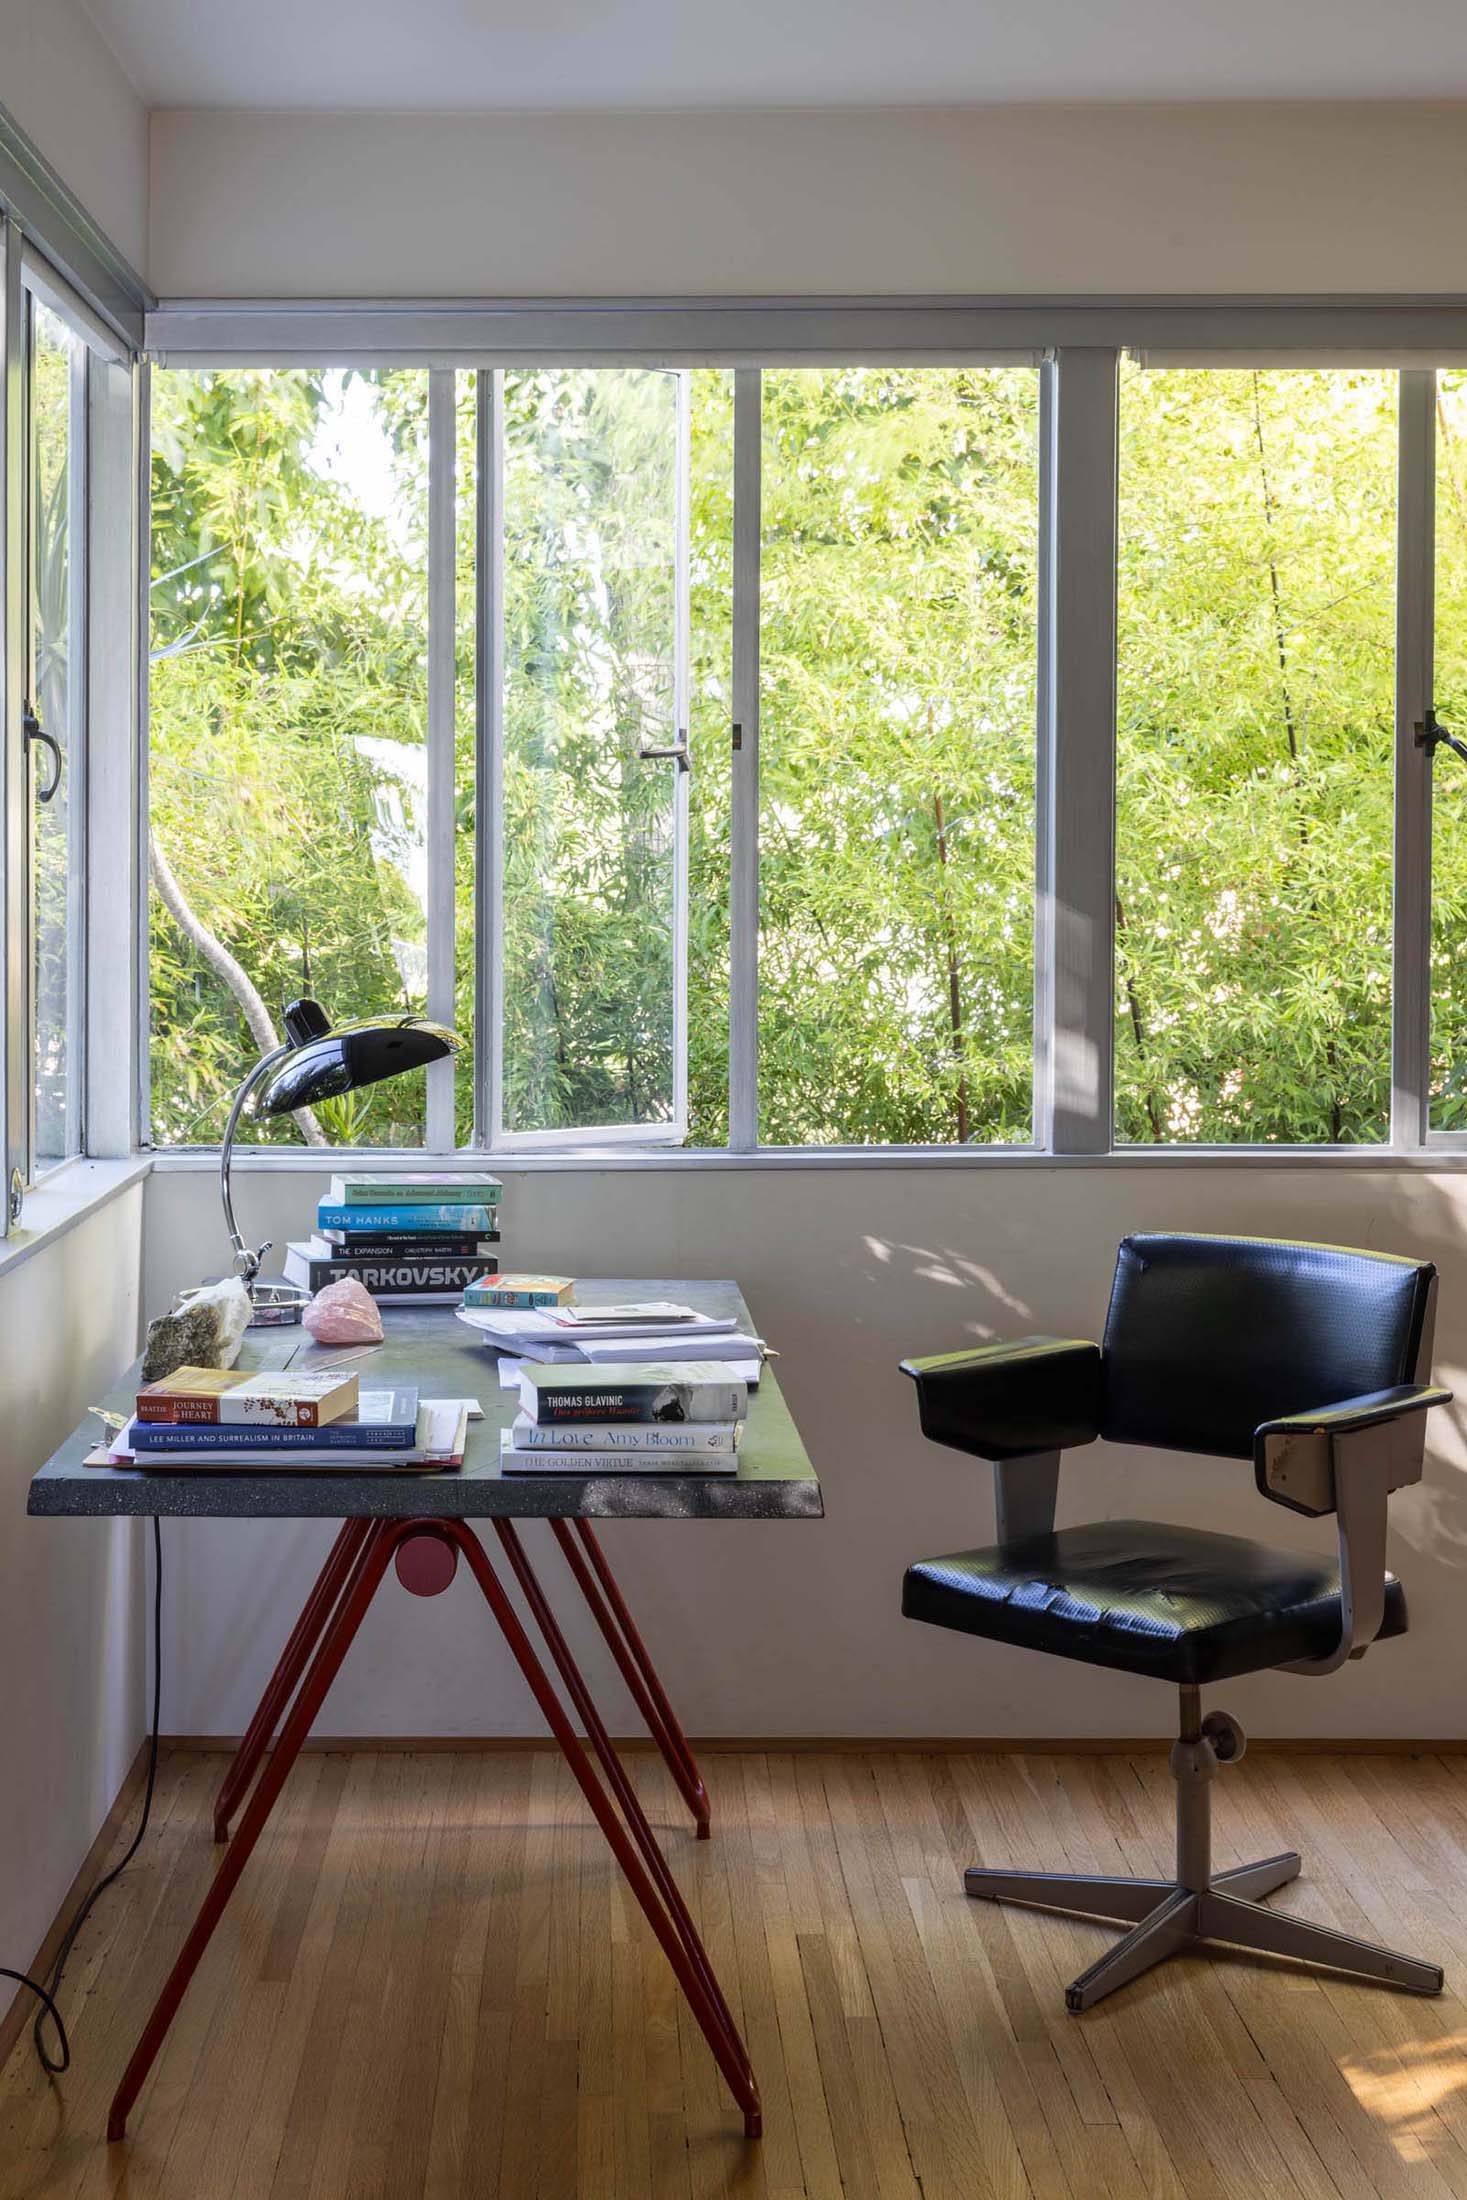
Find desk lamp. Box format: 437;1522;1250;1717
221;997;461;1326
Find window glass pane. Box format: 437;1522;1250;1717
149;368;430;1147
687;367;734;1147
1430;372;1467;1128
757;367;1039;1146
1115;362;1396;1144
499;368;684;1137
31;299;82;1169
455;370;478;1147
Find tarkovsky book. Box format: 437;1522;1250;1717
136;1367;359;1428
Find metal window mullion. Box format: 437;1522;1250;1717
1045;347;1118;1155
671;368;691;1140
133;355;151;1150
2;232;27;1217
85;352;141;1157
64;338;87;1158
728;367;760;1152
1392;370;1434;1151
425;367;457;1153
1032;360;1056;1149
474;369;505;1150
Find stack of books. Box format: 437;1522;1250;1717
458;1295;765;1386
106;1366;470;1473
283;1171;502;1305
499;1362;749;1475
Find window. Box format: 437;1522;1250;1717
138;317;1467;1161
148;368;434;1148
1115;363;1397;1144
757;367;1039;1146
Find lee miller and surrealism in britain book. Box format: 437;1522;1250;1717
284;1170;503;1304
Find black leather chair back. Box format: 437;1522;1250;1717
1100;1234;1435;1459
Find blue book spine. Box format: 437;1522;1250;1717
131;1420;414;1451
317;1202;497;1232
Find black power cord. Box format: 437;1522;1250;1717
1;1515;162;2076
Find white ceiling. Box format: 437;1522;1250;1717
78;0;1467;110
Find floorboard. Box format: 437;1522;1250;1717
2;1748;1465;2199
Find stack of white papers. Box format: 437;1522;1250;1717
457;1303;764;1385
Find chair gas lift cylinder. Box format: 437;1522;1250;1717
900;1234;1451;2012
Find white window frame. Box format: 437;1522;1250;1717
138;296;1467;1166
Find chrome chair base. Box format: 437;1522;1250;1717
965;1848;1443;2011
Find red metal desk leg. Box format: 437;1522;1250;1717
213;1517;371;1842
108;1515;760;2146
108;1521;400;2142
463;1522;761;2136
551;1518;712;1838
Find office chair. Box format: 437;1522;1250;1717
900;1233;1451;2011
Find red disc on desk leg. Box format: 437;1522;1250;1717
395;1530;458;1597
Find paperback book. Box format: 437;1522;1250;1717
520;1363;749;1426
463;1275;574;1310
131;1389;421;1453
136;1367;358;1428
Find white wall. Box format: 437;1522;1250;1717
146;101;1467;299
0;0;148;272
143;1160;1467;1743
0;1185;146;2029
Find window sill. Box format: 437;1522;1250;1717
144;1143;1467;1172
0;1157;151;1281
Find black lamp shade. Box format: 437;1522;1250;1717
257;1011;460;1117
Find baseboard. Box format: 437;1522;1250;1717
159;1732;1467;1756
0;1739;151;2078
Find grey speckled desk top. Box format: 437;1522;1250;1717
27;1279;823;1523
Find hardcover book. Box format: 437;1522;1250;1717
322;1230;499;1259
136;1367;359;1428
328;1174;502;1207
506;1414;741;1453
498;1432;739;1476
463;1275;574;1309
316;1202;498;1234
284;1243;499;1303
519;1363;749;1426
131;1389;421;1451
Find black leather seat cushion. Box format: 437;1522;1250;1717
902;1520;1407;1685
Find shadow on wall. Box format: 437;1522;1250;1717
855;1169;1467;1575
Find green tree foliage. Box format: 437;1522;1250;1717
148;359;1453;1152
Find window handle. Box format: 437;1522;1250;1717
22;700;61;802
637;732;691;774
1416;707;1467;769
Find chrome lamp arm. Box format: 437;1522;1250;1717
219;1039;296;1289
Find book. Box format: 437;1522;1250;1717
463;1275;574;1310
498;1431;739;1476
328;1173;502;1207
520;1363;749;1425
131;1389;420;1452
457;1307;736;1346
113;1400;471;1474
322;1229;500;1259
136;1367;358;1428
316;1202;499;1234
506;1414;741;1453
284;1243;499;1303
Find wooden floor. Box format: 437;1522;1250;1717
4;1746;1467;2199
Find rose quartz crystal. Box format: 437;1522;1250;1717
302;1277;384;1345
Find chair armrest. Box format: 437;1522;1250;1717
1254;1383;1451;1519
899;1336;1102;1462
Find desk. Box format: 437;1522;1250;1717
29;1279;821;2145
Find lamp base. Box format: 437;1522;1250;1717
246;1280;312;1328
